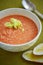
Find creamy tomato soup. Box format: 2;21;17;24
0;15;38;44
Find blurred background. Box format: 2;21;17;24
0;0;43;14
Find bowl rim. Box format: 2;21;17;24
0;8;42;46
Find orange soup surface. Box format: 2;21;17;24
0;15;38;45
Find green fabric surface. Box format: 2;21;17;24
0;0;43;65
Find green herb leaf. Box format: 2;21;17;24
4;22;13;28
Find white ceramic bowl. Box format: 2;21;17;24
0;8;42;52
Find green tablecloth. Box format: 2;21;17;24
0;0;43;65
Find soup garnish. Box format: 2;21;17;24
4;18;24;32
